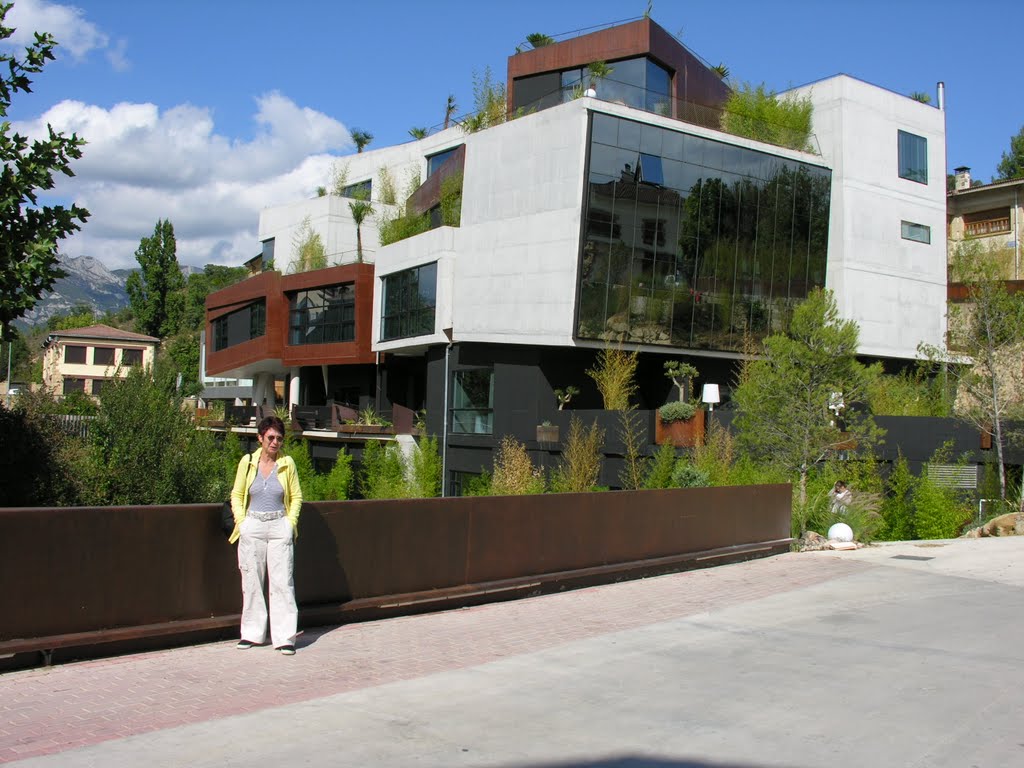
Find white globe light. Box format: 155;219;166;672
828;522;854;542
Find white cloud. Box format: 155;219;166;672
5;0;111;61
12;94;353;269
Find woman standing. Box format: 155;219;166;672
229;416;303;655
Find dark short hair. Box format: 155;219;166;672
257;415;286;437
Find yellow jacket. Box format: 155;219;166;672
229;447;303;544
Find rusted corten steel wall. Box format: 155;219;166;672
0;485;790;658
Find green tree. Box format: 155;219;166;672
125;219;184;338
443;94;458;129
90;360;225;504
460;68;509;133
995;125;1024;181
408;127;428;140
733;288;880;514
0;326;31;382
0;3;90;341
920;241;1024;506
348;194;374;263
351;129;373;153
46;303;96;331
181;264;247;332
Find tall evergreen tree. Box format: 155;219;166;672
733;288;881;513
995;125;1024;181
125;219;184;338
0;3;90;341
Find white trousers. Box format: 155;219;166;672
237;516;297;648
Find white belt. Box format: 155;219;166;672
248;509;285;522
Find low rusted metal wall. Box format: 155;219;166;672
0;485;790;662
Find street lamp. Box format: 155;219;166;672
701;383;721;412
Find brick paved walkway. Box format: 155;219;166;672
0;553;866;763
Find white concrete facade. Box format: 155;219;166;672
258;128;467;269
261;81;949;364
784;75;948;358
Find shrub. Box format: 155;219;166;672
378;210;430;246
359;440;408;499
659;401;697;422
586;346;638;410
439;172;462;227
490;436;545;495
670;460;711;489
617;407;648;490
408;434;442;498
550;415;604;493
878;454;916;541
914;444;973;539
721;83;813;152
644;442;678;489
692;419;735;486
90;363;225;505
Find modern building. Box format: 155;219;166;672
204;17;949;491
41;324;158;398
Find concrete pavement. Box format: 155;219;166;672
3;537;1023;767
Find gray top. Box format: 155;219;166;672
248;464;285;513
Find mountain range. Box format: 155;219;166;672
16;255;200;330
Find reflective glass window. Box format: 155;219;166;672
64;345;86;364
289;284;355;345
901;220;931;244
451;368;494;435
381;262;437;341
577;114;832;352
898;130;928;184
427;148;460;178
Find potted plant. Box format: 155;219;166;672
655;361;705;447
536;420;559;443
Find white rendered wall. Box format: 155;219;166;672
258;128;466;269
373;226;457;352
452;103;591;346
785;75;947;359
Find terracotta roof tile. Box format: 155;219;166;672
49;324;160;343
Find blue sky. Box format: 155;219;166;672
4;0;1020;270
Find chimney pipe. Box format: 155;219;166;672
937;81;945;111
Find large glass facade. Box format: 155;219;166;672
577;113;831;352
289;285;355;345
213;300;266;351
381;262;437;341
513;56;673;115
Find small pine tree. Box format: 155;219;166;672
643;442;678;489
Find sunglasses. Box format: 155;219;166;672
264;434;284;443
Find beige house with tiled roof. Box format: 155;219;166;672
42;324;159;398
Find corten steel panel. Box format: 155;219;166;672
293;498;472;603
1;485;790;658
0;505;239;641
407;145;466;217
204;264;377;376
506;18;730;118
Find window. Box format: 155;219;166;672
289;284;356;345
901;220;931;244
62;377;85;394
91;379;110;396
381;263;437;341
642;219;667;247
340;179;371;199
451;369;494;435
212;300;267;351
638;153;664;185
898;130;928;184
121;348;143;366
427;147;460;178
64;345;86;364
964;208;1011;237
261;238;275;266
93;347;115;366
